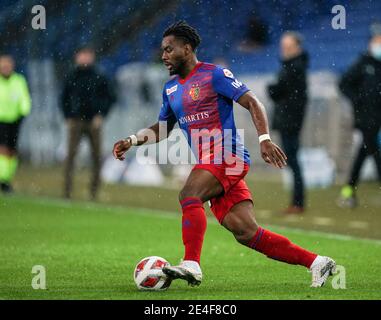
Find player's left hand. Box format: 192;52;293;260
113;138;132;161
260;140;287;169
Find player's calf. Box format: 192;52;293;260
168;169;224;286
222;201;336;287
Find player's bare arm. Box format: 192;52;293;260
113;121;175;161
237;91;287;169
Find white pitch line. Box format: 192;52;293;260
256;209;272;218
267;224;381;246
4;194;381;246
348;221;369;229
312;217;335;226
283;214;302;223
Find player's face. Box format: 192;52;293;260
280;35;300;60
369;35;381;60
161;35;189;76
0;56;15;78
370;35;381;48
75;50;95;67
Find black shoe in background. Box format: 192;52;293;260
0;183;14;194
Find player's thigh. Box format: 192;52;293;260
363;128;379;154
180;168;224;202
8;121;21;155
87;125;102;159
67;120;83;155
222;200;258;238
0;123;16;156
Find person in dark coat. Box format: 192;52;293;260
61;46;115;200
267;31;308;214
337;33;381;208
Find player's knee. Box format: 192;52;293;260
178;187;200;203
233;224;259;246
234;232;252;246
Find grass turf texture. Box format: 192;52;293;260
12;166;381;239
1;195;380;300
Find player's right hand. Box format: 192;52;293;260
113;138;132;161
260;140;287;169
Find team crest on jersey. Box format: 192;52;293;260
166;84;178;95
189;84;200;101
223;68;234;79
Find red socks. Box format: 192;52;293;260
179;197;316;268
180;197;207;264
249;227;317;268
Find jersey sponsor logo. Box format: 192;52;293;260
231;79;243;89
189;84;200;101
178;111;209;124
223;68;234;79
166;85;178;95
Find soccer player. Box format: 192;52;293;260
337;30;381;208
0;54;31;193
113;21;336;287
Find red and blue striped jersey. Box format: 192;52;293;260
159;62;251;165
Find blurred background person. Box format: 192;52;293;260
238;14;269;52
267;31;308;214
337;27;381;208
61;46;115;200
212;57;229;68
0;54;31;193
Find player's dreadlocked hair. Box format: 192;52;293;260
163;20;201;51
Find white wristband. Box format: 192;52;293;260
128;134;138;146
259;134;271;144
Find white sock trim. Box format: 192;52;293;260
310;255;324;269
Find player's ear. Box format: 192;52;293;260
184;43;193;55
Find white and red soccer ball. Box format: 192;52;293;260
133;256;172;291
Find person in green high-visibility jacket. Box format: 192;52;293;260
0;54;31;193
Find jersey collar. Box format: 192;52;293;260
178;62;203;84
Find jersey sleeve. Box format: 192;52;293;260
158;88;177;125
18;75;32;117
212;67;250;102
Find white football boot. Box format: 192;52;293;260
162;260;202;286
310;256;337;287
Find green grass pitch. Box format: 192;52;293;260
1;195;380;300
